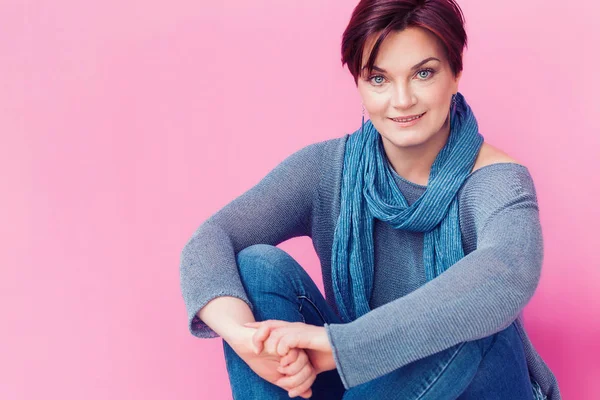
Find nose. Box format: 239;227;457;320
390;83;416;109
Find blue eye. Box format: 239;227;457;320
369;75;386;86
417;68;435;80
368;68;436;86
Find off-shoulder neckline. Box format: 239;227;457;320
337;133;529;190
389;162;529;190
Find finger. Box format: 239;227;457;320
276;362;312;391
252;325;273;354
244;320;289;329
263;329;283;355
278;364;315;397
278;350;307;376
279;348;300;368
277;333;299;357
289;372;316;399
298;388;313;399
290;372;317;399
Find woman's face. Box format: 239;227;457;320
357;27;461;150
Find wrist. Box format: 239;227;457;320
324;351;337;372
320;327;337;372
223;324;255;349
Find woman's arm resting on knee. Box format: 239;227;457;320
214;315;316;399
324;166;544;389
180;140;331;339
245;320;337;374
198;296;256;345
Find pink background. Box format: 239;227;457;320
2;0;598;399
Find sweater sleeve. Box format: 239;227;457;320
180;139;328;338
323;164;544;389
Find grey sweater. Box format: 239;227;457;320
180;134;561;399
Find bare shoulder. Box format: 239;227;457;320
471;142;523;173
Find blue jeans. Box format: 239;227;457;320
222;244;534;400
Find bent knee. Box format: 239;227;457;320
236;244;301;281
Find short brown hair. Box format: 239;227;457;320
341;0;468;85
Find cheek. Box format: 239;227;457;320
418;91;451;116
363;93;388;116
358;84;388;114
415;85;444;103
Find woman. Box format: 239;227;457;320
180;0;561;399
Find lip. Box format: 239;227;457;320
389;112;426;120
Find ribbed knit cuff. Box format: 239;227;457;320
187;292;254;339
324;323;350;389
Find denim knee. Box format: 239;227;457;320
236;244;299;290
477;322;516;359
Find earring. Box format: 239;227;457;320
361;103;365;135
450;93;458;118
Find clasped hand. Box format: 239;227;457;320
236;320;336;398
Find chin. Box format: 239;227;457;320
380;126;432;148
381;133;429;149
384;117;447;147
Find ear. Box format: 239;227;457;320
453;70;462;92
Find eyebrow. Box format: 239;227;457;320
362;57;441;73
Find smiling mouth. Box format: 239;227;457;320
389;112;426;123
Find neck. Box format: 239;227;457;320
382;113;451;186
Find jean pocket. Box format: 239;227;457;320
297;295;328;325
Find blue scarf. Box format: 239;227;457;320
331;92;484;323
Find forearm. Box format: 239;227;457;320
198;296;256;343
325;218;542;389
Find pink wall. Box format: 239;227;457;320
2;0;598;398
